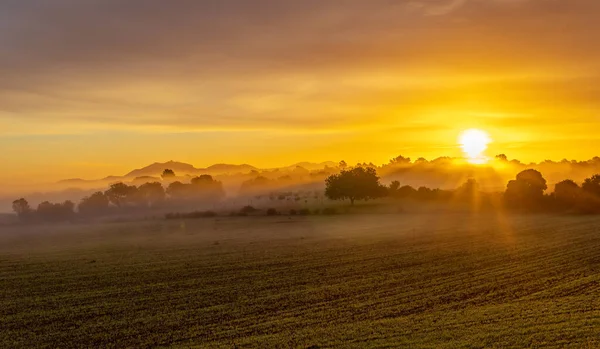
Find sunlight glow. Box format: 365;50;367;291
459;129;492;164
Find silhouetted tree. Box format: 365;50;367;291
138;182;166;207
389;155;411;166
495;154;508;162
554;180;581;207
325;167;386;205
37;201;75;222
582;174;600;197
389;180;401;194
398;185;417;198
166;181;188;199
339;160;348;170
78;192;110;216
105;183;138;207
161;169;176;179
12;198;32;222
505;169;547;210
456;179;479;199
190;175;225;201
165;176;225;202
417;187;434;200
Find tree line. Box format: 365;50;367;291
324;167;600;213
12;173;225;223
11;166;600;223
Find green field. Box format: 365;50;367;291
1;212;599;348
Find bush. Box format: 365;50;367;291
240;205;257;214
289;209;297;216
299;208;311;216
322;207;338;215
313;209;321;215
266;208;279;216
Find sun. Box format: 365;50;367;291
459;129;492;164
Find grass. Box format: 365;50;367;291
1;212;599;348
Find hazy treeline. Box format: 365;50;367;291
11;171;226;223
10;157;600;224
6;154;600;213
323;166;600;214
224;155;600;196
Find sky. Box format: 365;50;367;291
1;0;600;183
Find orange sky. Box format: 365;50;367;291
1;0;600;183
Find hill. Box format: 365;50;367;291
125;161;200;178
204;163;257;174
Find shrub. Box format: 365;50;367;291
313;209;321;215
266;208;279;216
289;209;297;215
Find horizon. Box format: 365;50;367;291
7;152;600;186
50;154;600;182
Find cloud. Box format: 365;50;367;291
0;0;599;133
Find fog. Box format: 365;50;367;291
3;155;600;215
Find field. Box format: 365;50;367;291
1;212;599;348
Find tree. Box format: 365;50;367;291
161;169;176;179
505;169;547;209
554;180;581;207
325;167;386;205
456;178;479;199
338;160;347;170
36;201;75;222
166;181;188;199
397;185;417;198
582;174;600;197
138;182;166;207
416;187;434;200
389;155;411;166
105;183;138;207
79;192;110;216
190;175;225;201
389;180;401;193
12;198;32;222
495;154;508;162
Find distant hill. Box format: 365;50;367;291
126;161;200;178
205;164;257;174
124;161;259;178
57;178;92;185
55;161;335;185
287;161;338;171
